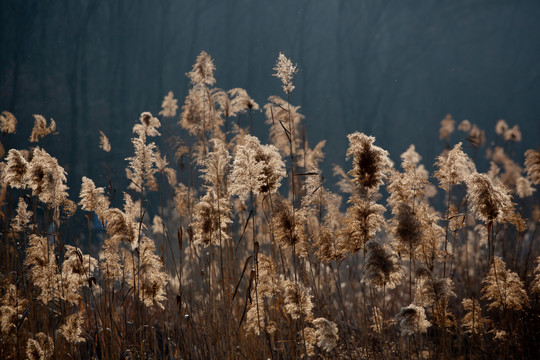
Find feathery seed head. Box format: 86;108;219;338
272;196;306;250
134;112;161;138
516;176;535;198
342;190;386;253
25;235;57;304
191;189;231;247
363;240;403;289
495;119;508;135
401;144;422;164
1;284;27;336
273;52;297;94
524;148;540;185
414;268;455;307
159;91;178;117
283;279;314;320
394;203;423;251
466;172;514;224
229;88;259;114
458;119;471;132
59;312;85;343
230;134;285;199
434;142;476;191
346;132;391;190
3;149;28;188
11;198;32;233
126;136;158;192
461;298;490;334
137;236;168;309
79;177;109;220
26;333;53;360
106;208;136;244
99;131;111;152
313;318;339;352
531;256;540;294
257;254;280;297
395;304;431;335
503;125;521;142
482;256;528;311
263;96;305;156
439;114;455;141
187;51;216;85
467;124;485;148
27;147;69;207
29;115;56;142
0;111;17;134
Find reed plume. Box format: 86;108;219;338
482;256;528;311
395;304;431;336
159;91;178;117
461;298;490;335
25;235;58;304
362;239;403;289
525;148;540;185
0;111;16;134
29;114;56;143
26;333;53;360
59;312;85;343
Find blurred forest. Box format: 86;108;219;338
2;2;540;359
1;0;540;197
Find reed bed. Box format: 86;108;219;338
1;52;539;359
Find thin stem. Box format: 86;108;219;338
250;190;264;357
443;185;452;278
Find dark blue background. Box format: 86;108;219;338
1;0;539;198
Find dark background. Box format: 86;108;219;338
1;0;540;198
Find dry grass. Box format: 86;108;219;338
1;53;539;359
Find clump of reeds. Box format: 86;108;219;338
0;51;539;360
